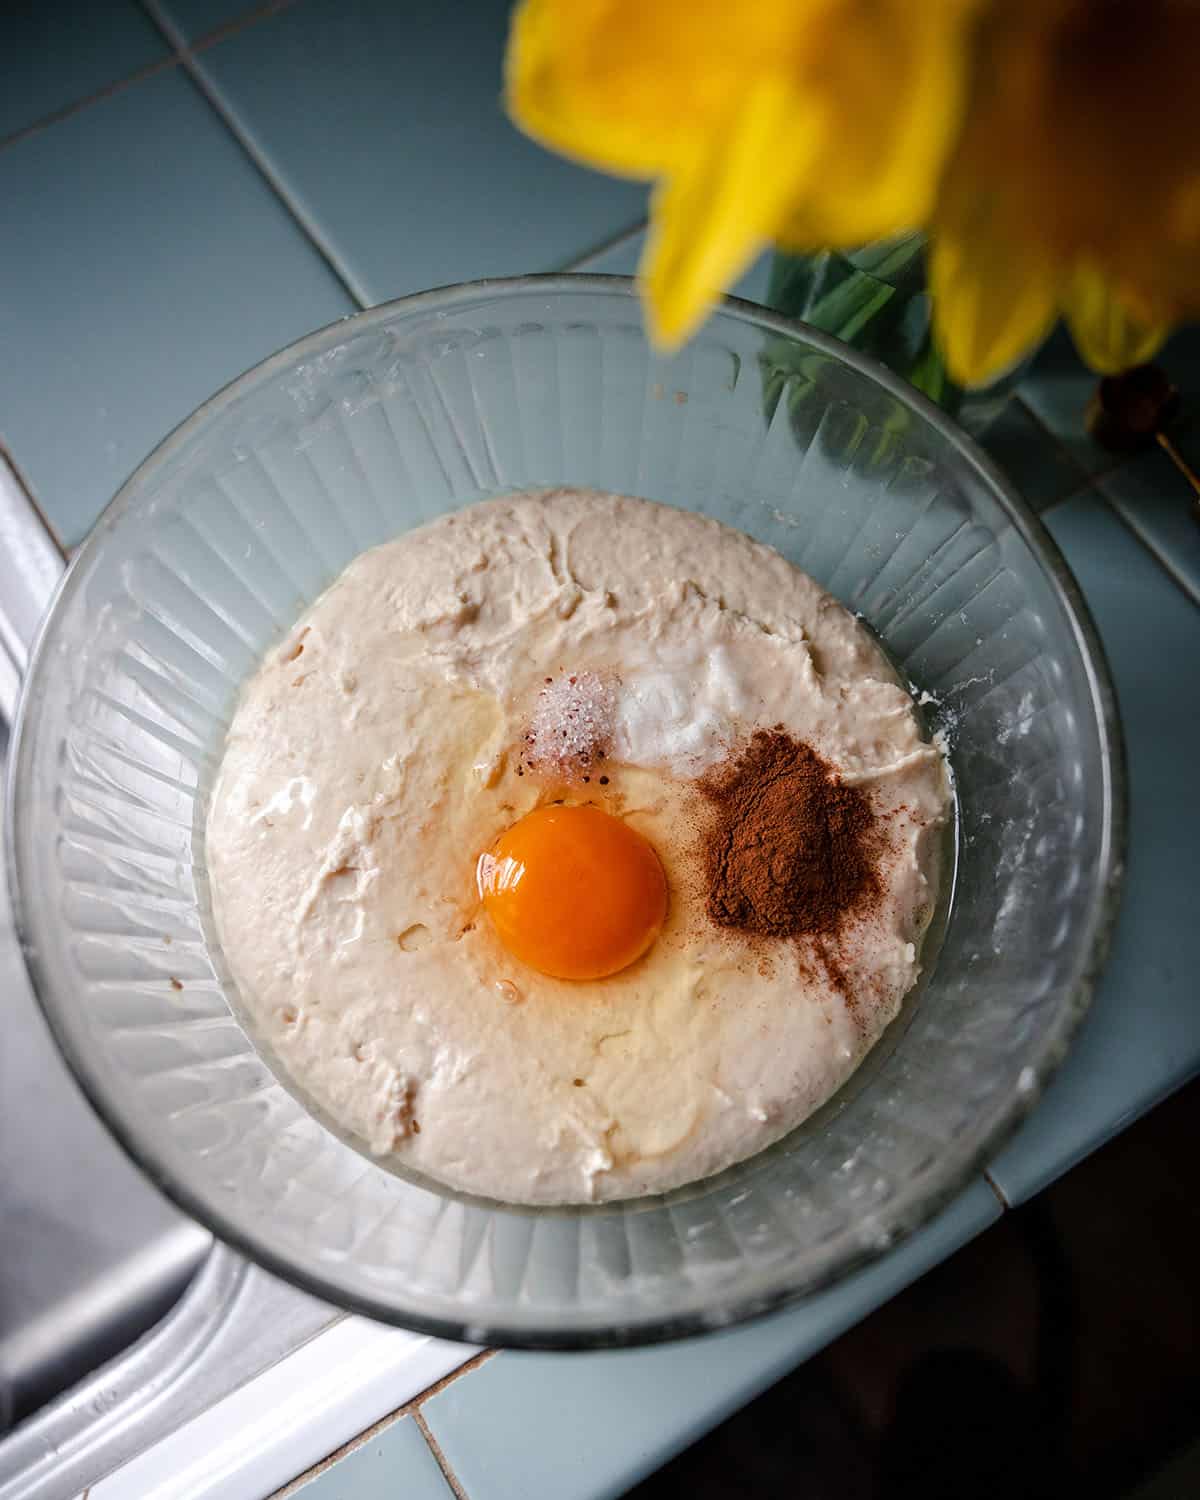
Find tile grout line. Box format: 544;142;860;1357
1012;387;1125;489
1028;472;1200;615
983;1169;1011;1211
0;0;303;155
1036;470;1108;516
0;54;181;153
1020;464;1200;622
413;1407;470;1500
406;1348;497;1415
0;442;68;560
559;218;649;273
266;1399;412;1500
188;0;302;57
137;0;373;310
266;1350;494;1499
1095;489;1200;611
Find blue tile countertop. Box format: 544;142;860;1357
3;3;1199;1497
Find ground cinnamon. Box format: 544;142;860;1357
700;728;878;941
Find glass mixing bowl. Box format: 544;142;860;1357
8;278;1124;1346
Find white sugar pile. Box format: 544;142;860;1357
523;670;615;781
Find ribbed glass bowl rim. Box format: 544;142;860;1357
7;275;1127;1347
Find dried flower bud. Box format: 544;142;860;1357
1085;364;1180;453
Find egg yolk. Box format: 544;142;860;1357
477;804;668;981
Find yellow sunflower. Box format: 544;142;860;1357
506;0;978;345
506;0;1200;386
930;0;1200;384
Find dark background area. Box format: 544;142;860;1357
630;1077;1200;1499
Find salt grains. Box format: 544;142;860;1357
523;670;615;781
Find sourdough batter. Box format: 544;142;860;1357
206;489;950;1204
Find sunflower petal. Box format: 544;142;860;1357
642;78;824;347
1064;265;1171;375
505;0;673;177
929;222;1059;388
505;0;807;180
780;0;976;249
